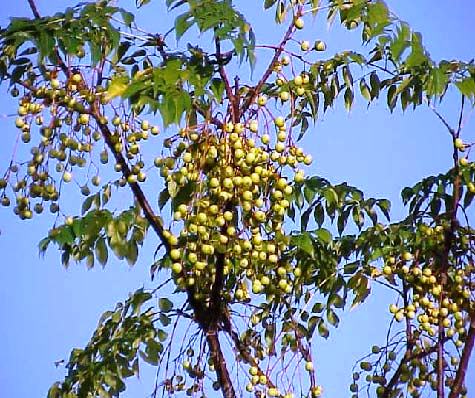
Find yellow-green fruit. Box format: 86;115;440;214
296;87;305;96
294;170;305;183
281;55;290;66
62;171;73;183
170;249;181;260
280;91;290;101
383;265;392;276
15;117;25;128
171;262;182;274
78;113;89;125
402;252;413;261
294;17;304;29
274;116;285;127
454;138;464;150
141;120;150;130
300;40;310;51
314;40;327;51
71;73;82;83
305;361;314;371
294;75;303;86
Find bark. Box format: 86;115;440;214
448;318;475;398
206;330;236;398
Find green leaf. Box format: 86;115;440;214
159;297;173;312
136;0;152;7
406;32;428;68
344;87;354;111
175;12;193;40
327;309;340;327
172;181;196;210
126;240;138;265
318;320;329;339
38;237;51;253
95;237;108;266
455;77;475;99
426;67;449;97
275;0;286;24
210;78;225;102
377;199;391;221
316;228;332;244
359;78;371;101
369;72;380;99
313;204;324;227
292;232;314;258
387;84;397;112
106;75;129;101
158;188;170;210
121;11;135;27
264;0;278;9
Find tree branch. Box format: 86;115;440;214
206;330;236;398
25;0;69;76
448;316;475;398
240;15;297;113
26;0;41;19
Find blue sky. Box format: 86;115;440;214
0;1;474;397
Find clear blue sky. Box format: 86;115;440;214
0;1;474;397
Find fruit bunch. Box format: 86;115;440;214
0;71;160;219
155;116;313;304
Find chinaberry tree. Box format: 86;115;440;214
0;0;474;397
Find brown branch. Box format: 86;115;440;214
456;95;465;137
23;4;233;395
25;0;69;76
448;317;475;398
426;100;465;398
92;105;236;397
381;340;448;398
215;37;236;122
222;317;277;391
206;330;236;398
26;0;41;19
91;109;169;248
240;16;297;114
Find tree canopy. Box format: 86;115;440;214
0;1;474;398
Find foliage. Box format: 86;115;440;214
1;1;474;398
